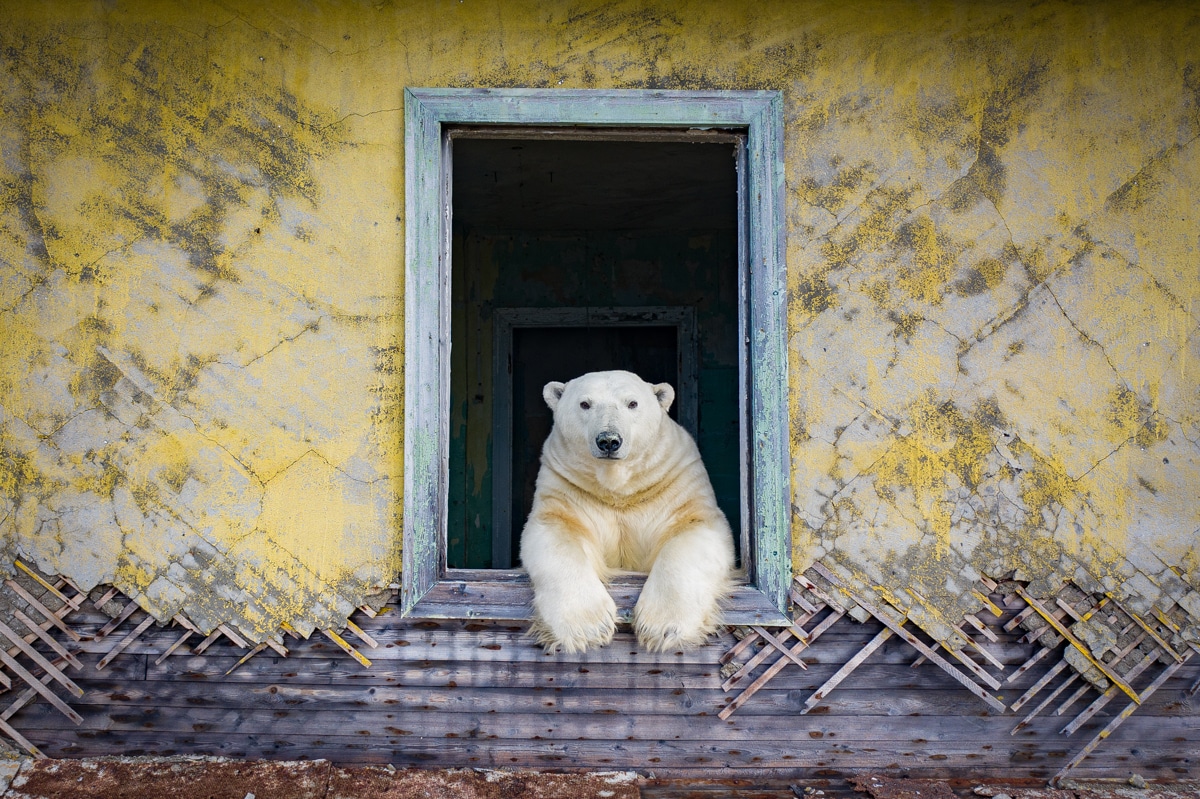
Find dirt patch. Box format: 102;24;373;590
850;776;960;799
326;766;640;799
5;759;641;799
6;757;331;799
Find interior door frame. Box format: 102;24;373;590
491;306;699;569
403;88;790;625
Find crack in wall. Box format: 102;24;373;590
229;316;325;370
319;107;405;133
1042;283;1126;385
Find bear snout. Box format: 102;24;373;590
594;431;623;458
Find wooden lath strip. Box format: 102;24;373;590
963;613;999;642
0;652;78;726
900;586;1002;670
225;642;270;675
718;603;846;718
950;638;1004;684
345;620;379;649
1105;594;1183;663
971;589;1005;620
1053;683;1093;718
1010;658;1069;712
1052;651;1194;786
721;606;842;693
1012;673;1078;733
323;628;372;668
11;608;82;671
811;562;1006;713
1077;595;1110;622
801;626;892;715
0;619;83;697
94;600;139;640
97;615;156;670
1011;617;1152;722
217;624;249;649
1060;651;1158;735
92;588;119;609
795;571;847;612
800;604;846;643
910;618;1004;675
1;663;58;722
1013;586;1141;704
171;614;202;634
717;631;815;720
0;716;45;759
192;629;224;654
751;625;808;670
155;629;194;665
1152;605;1183;634
1003;605;1035;633
719;629;765;666
1007;644;1053;685
789;585;819;615
4;580;80;642
14;561;81;610
0;647;82;724
1055;596;1083;621
721;626;802;688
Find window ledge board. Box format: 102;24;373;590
407;572;791;626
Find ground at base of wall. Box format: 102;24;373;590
0;759;1198;799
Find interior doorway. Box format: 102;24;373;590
447;131;742;569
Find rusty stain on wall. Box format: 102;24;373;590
0;1;1197;652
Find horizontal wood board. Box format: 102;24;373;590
5;600;1197;780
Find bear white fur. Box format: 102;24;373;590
519;370;734;653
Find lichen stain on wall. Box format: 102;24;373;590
1;9;403;638
783;1;1200;643
1;0;1197;646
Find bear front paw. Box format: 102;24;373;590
531;588;618;654
633;599;714;652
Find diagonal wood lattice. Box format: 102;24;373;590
0;556;1195;780
0;560;380;759
719;561;1198;783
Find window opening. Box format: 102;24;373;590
449;133;738;570
403;90;789;624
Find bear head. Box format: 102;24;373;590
542;370;675;462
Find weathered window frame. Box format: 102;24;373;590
402;88;790;625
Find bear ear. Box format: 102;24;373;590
652;382;675;412
543;381;566;411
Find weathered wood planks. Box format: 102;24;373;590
6;601;1197;781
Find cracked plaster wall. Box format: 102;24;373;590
0;1;1197;646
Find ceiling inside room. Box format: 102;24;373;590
451;133;740;232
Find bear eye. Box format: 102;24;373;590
579;401;590;410
627;401;638;409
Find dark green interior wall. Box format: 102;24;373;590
449;228;740;568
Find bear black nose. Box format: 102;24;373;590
595;432;622;454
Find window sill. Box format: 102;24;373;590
406;570;791;626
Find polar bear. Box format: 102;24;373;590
519;370;735;653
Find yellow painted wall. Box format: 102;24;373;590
1;0;1197;644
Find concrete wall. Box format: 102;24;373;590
1;1;1197;647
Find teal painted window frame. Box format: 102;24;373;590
402;88;791;625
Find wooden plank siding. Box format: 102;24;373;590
7;601;1197;780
